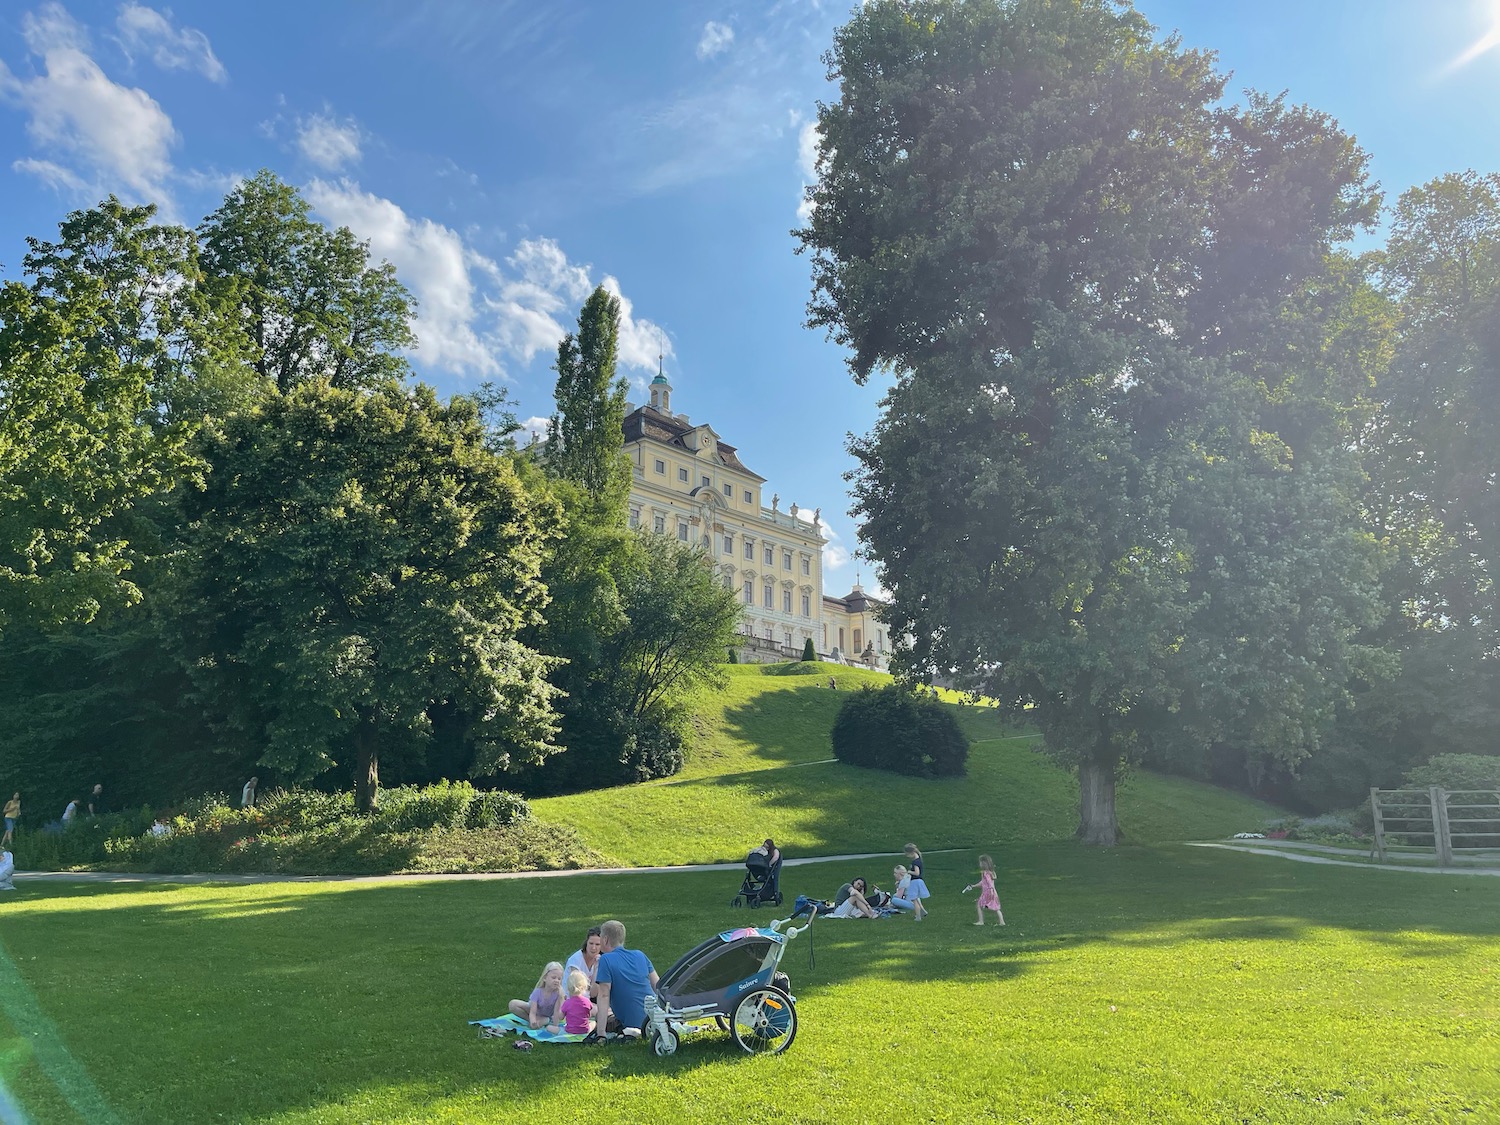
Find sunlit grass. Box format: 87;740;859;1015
2;845;1497;1123
536;662;1282;865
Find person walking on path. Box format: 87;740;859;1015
87;784;103;817
241;777;259;809
964;854;1005;926
593;920;658;1035
2;793;18;848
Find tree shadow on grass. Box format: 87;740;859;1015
3;846;1499;1123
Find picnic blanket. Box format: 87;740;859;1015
469;1013;588;1044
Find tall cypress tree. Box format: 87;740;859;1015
545;285;631;519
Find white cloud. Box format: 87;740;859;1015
696;21;734;60
297;112;362;171
305;181;671;382
819;519;852;573
115;3;227;83
308;177;499;376
796;118;820;222
518;416;551;445
3;4;180;204
601;275;670;380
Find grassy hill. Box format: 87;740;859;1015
534;661;1283;865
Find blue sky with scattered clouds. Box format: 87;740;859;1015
4;0;1500;585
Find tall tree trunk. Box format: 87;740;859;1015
354;716;380;814
1076;747;1120;846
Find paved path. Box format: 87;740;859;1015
10;849;918;887
1186;841;1500;876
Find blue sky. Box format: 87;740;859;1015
3;0;1500;588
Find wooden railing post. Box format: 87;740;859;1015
1430;786;1454;867
1369;787;1387;863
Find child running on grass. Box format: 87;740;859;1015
556;969;595;1035
902;843;931;920
508;962;564;1028
963;854;1005;926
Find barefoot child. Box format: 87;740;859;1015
963;854;1005;925
902;843;931;920
556;969;595;1035
508;962;564;1029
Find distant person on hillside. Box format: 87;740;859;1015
2;792;18;848
61;798;79;825
829;676;837;690
593;920;659;1035
241;777;259;809
0;849;14;891
87;783;103;817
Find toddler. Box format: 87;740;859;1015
557;969;595;1035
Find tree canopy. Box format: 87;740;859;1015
801;0;1385;843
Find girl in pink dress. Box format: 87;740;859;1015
963;854;1005;926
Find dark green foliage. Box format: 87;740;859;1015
728;646;739;663
172;380;564;812
830;685;968;778
802;637;817;662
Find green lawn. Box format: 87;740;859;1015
2;846;1497;1123
535;662;1284;865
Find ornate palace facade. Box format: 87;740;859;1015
623;373;889;668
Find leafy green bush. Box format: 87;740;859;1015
831;684;969;778
254;788;356;832
1402;754;1500;791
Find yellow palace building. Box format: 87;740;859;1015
623;372;890;668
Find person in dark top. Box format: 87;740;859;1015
87;784;103;817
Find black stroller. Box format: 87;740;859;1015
731;849;783;908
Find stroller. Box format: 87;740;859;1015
730;849;783;908
643;914;810;1056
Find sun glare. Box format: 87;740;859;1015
1446;0;1500;72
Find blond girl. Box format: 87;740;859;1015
508;961;564;1028
963;854;1005;925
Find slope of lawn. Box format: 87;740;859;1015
2;846;1497;1124
535;662;1283;865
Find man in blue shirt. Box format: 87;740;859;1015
593;919;659;1034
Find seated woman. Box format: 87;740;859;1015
829;876;878;918
564;926;603;998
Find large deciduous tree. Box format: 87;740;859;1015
800;0;1383;843
174;381;563;812
545;285;632;517
0;199;229;634
198;170;414;393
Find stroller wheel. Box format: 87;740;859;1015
749;897;760;909
730;987;797;1055
731;896;742;908
649;1026;679;1057
715;1015;730;1033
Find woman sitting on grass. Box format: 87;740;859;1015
830;877;878;918
564;927;603;997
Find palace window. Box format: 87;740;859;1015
763;584;774;609
744;540;755;560
678;467;689;482
743;580;753;604
764;546;774;565
654;459;665;474
853;628;862;651
723;534;733;554
723;482;732;497
782;589;792;613
783;551;792;571
764;625;774;641
653;515;665;534
783;631;793;648
677;521;689;541
743;489;753;504
801;557;810;576
801;594;811;617
723;573;734;590
701;475;711;488
629;508;640;529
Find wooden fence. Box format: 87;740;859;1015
1369;787;1500;866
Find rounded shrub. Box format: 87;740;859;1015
831;684;969;778
1402;753;1500;791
